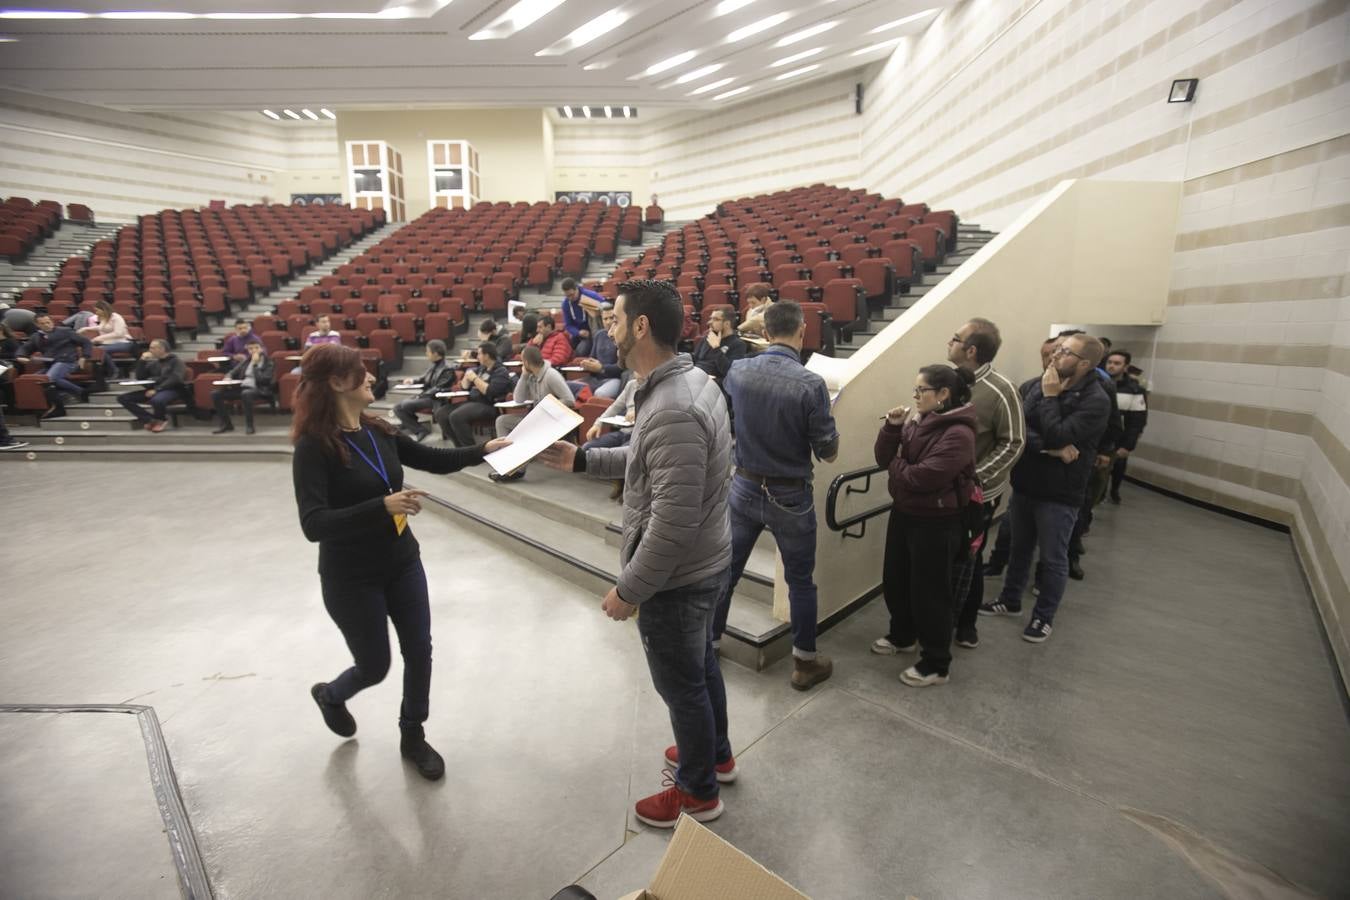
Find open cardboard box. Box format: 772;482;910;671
617;816;809;900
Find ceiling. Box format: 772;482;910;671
0;0;951;112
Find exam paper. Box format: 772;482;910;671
484;394;583;475
804;353;854;405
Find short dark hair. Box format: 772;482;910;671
1100;337;1113;350
616;279;682;350
34;312;52;322
479;318;498;334
149;338;169;352
965;318;1001;365
235;318;249;327
427;339;447;358
561;278;578;292
764;299;804;339
1107;349;1132;365
1057;328;1085;338
538;314;555;331
1073;335;1106;366
521;344;543;367
477;341;500;361
744;282;772;302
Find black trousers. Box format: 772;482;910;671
1111;456;1129;496
882;509;962;674
394;396;434;433
321;558;432;729
212;386;266;429
956;501;999;631
437;401;493;447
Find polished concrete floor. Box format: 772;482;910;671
0;459;1347;900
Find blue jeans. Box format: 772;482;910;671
118;388;179;423
42;361;84;397
98;341;137;375
713;475;819;655
582;430;630;451
637;571;731;801
997;492;1079;623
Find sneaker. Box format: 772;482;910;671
310;683;356;738
954;627;979;649
634;771;723;828
1022;618;1053;643
871;636;917;655
147;420;167;433
899;663;949;687
40;406;66;420
399;725;445;781
663;745;738;783
790;654;833;691
978;600;1020;616
245;426;256;435
1068;557;1085;580
0;440;30;451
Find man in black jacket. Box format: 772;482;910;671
1066;340;1124;580
118;339;187;433
393;339;455;441
980;333;1110;643
211;340;274;435
16;312;93;414
437;341;512;446
1105;350;1148;503
690;308;746;380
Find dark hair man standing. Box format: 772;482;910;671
1104;350;1147;503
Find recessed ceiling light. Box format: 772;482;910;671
470;0;569;39
282;109;301;120
301;108;319;120
774;21;836;46
536;6;626;56
0;10;90;18
320;108;336;119
622;106;631;117
868;9;936;35
674;64;724;85
726;12;788;42
604;105;612;117
689;77;734;96
770;47;822;67
204;12;302;18
773;64;818;81
563;105;574;118
714;85;752;101
582;105;591;118
713;0;754;15
262;109;281;120
850;38;902;56
100;11;195;19
645;50;696;76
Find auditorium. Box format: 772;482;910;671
1;0;1347;897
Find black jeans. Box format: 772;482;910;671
438;401;493;447
212;385;266;429
882;509;962;674
956;501;1000;631
394;396;434;433
1111;455;1129;496
638;571;731;801
321;559;432;729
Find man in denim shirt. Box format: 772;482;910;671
713;301;840;690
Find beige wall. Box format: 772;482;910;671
335;108;551;218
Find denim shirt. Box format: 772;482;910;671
724;345;839;479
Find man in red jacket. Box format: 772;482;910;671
531;314;574;367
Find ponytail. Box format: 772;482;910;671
919;364;974;411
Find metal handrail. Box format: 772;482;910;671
825;464;891;539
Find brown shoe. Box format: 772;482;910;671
790;654;833;691
148;419;167;433
609;479;624;500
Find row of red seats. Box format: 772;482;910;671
1;197;64;261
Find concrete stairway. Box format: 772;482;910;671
0;221;124;304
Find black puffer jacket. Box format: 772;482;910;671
1010;375;1111;506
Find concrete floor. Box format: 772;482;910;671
0;459;1347;900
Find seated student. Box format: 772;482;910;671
582;371;636;451
394;339;455;442
117;339;186;433
211;340;274;435
568;304;622;400
474;317;514;361
489;344;575;482
220;318;262;363
517;312;540;348
292;314;342;373
560;278;604;357
436;341;512;447
0;359;28;450
690;307;746;379
82;300;136;376
737;283;775;337
530;313;574;367
16;312;94;415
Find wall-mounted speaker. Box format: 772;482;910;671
855;82;863;115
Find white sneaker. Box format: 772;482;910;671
871;636;918;655
899;665;949;687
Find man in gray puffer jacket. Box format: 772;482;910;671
542;279;734;830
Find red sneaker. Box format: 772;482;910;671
634;772;723;828
148;420;167;433
663;745;738;783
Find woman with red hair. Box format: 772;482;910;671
291;344;508;780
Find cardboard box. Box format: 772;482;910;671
618;816;809;900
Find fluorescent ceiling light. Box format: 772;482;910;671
773;64;818;81
689;77;734;96
603;105;612;117
301;108;319;120
100;11;195;18
205;11;302;18
674;63;723;85
714;85;751;100
868;9;936;35
713;0;754;15
262;109;281;120
583;59;615;70
0;35;15;40
320;108;336;119
536;6;626;55
726;11;788;42
582;105;591;118
311;9;408;17
850;38;901;56
622;106;631;117
282;109;301;120
775;21;835;46
562;105;574;118
644;50;695;76
770;47;822;67
470;0;568;40
0;10;90;18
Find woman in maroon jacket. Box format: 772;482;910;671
871;364;978;686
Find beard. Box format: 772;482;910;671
616;331;636;368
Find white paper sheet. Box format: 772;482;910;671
120;380;154;386
804;353;854;405
598;415;633;428
214;379;242;386
484;394;583;475
435;390;470;399
207;356;230;362
391;383;424;392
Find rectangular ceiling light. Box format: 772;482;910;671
726;11;788;42
868;9;936;35
603;105;612;117
100;11;195;18
774;20;835;47
204;12;303;18
582;105;591;118
622;106;631;117
282;109;301;119
262;109;282;120
536;6;626;56
320;108;336;119
0;10;91;18
562;105;574;118
470;0;568;40
713;85;751;101
773;64;818;81
674;63;723;85
301;108;319;120
689;77;734;96
713;0;754;15
770;47;822;67
850;38;901;56
644;50;696;76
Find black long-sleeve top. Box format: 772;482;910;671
293;427;486;577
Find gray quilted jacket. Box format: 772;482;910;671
584;353;732;605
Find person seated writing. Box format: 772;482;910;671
737;283;775;337
489;344;575;482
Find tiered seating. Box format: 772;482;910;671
259;200;643;363
1;196;62;262
601;185;958;355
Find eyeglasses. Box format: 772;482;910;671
1054;346;1087;362
912;386;938;399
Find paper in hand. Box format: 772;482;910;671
483;395;584;475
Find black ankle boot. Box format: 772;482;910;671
400;726;445;781
311;683;356;737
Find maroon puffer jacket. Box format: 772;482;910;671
873;404;978;516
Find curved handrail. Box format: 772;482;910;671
825;464;890;539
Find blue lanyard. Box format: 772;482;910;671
342;428;392;494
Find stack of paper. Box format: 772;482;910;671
484;395;584;475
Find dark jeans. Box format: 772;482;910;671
438;400;493;446
956;500;1000;631
713;475;819;654
638;571;731;801
582;430;630;451
573;336;592;358
321;559;432;729
882;509;962;674
987;515;1012;569
118;388;180;423
394;396;434;433
42;360;85;398
997;493;1079;623
212;385;266;429
1111;455;1129;496
1070;462;1112;552
98;341;137;375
